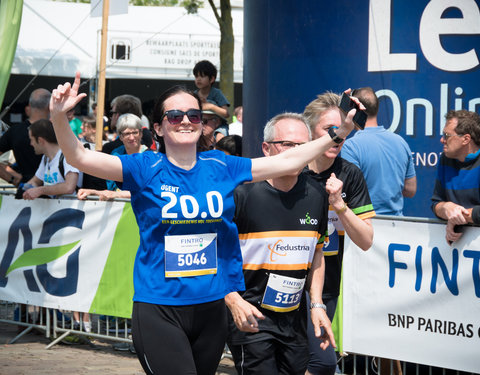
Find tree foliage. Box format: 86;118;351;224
181;1;234;109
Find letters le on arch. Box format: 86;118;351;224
243;0;480;218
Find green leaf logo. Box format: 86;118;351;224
6;240;80;275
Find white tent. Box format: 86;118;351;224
12;0;244;82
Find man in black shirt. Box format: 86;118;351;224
0;88;50;184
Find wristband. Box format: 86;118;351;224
335;202;348;215
328;126;344;144
310;302;327;311
9;176;15;184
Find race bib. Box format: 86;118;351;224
261;274;305;312
164;233;217;278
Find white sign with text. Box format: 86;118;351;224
343;218;480;373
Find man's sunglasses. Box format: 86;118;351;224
163;109;202;125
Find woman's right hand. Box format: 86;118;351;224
50;71;87;117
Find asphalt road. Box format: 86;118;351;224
0;321;236;375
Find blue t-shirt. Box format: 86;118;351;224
119;150;252;305
197;86;230;108
341;126;416;216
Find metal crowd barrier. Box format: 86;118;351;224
0;300;132;349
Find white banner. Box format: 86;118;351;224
343;218;480;373
105;30;244;81
0;196;139;318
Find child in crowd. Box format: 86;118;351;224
215;135;242;156
193;60;230;138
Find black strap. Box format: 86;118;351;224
58;153;65;180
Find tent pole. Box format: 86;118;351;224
95;0;109;151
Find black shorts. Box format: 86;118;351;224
132;299;227;375
229;338;309;375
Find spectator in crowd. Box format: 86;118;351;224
226;113;334;375
78;114;148;201
201;110;227;149
431;110;480;244
303;92;375;375
80;115;107;148
102;94;153;154
49;73;357;375
0;88;50;185
22;119;85;331
21;119;82;200
91;101;109;137
193;60;230;120
193;60;229;139
67;107;83;138
79;116;108;190
341;87;417;216
229;105;243;136
0;121;20;184
215;134;242;156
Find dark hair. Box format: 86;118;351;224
82;115;96;128
215;135;242;156
352;87;379;117
29;119;57;144
82;115;108;141
193;60;217;80
446;109;480;146
151;85;206;153
113;95;143;117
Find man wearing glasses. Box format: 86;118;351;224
202;109;228;148
225;113;335;375
431;110;480;245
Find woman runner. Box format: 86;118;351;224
49;72;360;375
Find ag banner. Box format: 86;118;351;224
0;195;139;318
342;218;480;373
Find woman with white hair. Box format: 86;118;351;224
77;113;148;200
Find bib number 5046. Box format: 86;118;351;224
178;253;207;267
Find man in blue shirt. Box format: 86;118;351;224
342;87;417;216
431;110;480;244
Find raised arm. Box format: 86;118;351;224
250;92;359;182
50;72;123;182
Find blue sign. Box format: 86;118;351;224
243;0;480;217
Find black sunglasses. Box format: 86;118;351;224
163;109;202;125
